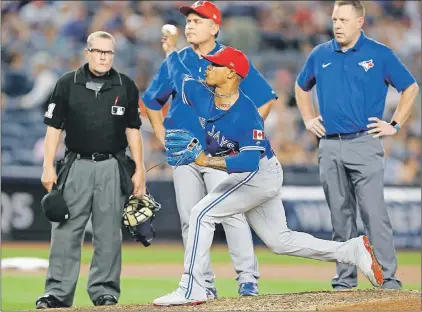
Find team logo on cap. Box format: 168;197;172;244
192;1;204;8
358;59;374;72
216;47;225;54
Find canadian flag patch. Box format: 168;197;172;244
253;129;265;140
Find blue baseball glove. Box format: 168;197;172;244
165;129;203;166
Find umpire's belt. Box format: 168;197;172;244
77;152;113;162
324;130;368;140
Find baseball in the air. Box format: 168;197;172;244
161;24;177;36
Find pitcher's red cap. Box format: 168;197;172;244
203;46;250;78
179;1;222;25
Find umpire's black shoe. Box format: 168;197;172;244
36;295;69;309
94;294;118;306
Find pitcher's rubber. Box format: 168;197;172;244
362;236;384;286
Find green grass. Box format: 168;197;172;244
2;243;421;265
3;274;420;311
1;244;420;311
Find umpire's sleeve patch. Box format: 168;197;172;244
44;103;56;119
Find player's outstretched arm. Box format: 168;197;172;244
161;30;206;110
161;28;194;96
165;51;196;96
165;52;211;114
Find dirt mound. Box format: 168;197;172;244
58;290;420;311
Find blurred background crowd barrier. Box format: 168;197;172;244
1;1;420;248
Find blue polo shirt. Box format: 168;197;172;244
142;42;277;146
297;31;416;134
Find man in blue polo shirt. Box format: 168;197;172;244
295;0;419;290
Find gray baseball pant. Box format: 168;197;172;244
179;156;363;300
173;163;259;288
318;134;401;289
44;158;125;306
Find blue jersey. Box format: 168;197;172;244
297;30;416;134
166;51;274;160
142;42;277;147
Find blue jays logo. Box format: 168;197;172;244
358;59;374;72
192;1;204;8
215;46;226;54
206;125;239;156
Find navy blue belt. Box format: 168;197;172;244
77;152;113;162
269;149;275;159
324;130;368;140
260;149;275;160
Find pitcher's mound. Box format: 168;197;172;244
64;289;421;311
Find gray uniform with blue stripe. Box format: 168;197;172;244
143;43;277;287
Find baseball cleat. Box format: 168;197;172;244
238;282;259;296
356;235;384;287
206;287;218;300
153;288;206;306
333;286;353;291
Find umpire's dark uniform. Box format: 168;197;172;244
297;31;416;289
41;63;141;306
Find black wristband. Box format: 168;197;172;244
390;120;401;131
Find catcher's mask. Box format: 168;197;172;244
122;193;161;247
126;217;156;247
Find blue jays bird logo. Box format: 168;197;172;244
192;1;203;8
358;59;374;72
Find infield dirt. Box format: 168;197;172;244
44;290;421;311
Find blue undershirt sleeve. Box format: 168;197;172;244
225;150;261;174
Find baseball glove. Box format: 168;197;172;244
165;129;203;166
122;193;161;247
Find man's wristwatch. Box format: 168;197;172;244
390;120;401;131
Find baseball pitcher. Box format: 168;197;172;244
143;1;277;297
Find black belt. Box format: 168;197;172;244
76;152;113;162
324;130;368;140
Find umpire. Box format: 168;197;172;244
295;0;419;290
36;31;146;309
